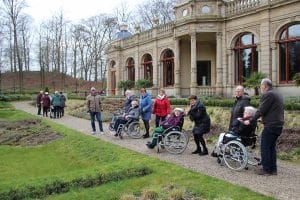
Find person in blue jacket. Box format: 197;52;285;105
139;88;152;138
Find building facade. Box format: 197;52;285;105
106;0;300;97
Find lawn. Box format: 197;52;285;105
0;102;272;199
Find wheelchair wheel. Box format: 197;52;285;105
164;131;188;154
109;122;114;131
127;121;144;139
223;140;248;171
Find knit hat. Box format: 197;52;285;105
174;107;183;112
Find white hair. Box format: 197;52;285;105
261;78;272;88
125;90;133;96
244;106;257;116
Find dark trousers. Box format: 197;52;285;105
193;134;207;151
142;119;150;135
53;106;60;118
261;126;282;173
114;117;127;133
90;112;103;132
37;105;42;115
60;106;65;117
43;106;49;117
155;115;166;127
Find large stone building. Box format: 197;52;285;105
106;0;300;97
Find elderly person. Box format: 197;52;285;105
152;89;171;127
140;88;152;138
112;100;140;137
146;107;184;149
41;92;50;117
248;78;284;176
36;90;43;115
229;85;251;130
123;90;135;113
212;106;257;157
51;91;62;118
86;87;104;135
187;95;211;156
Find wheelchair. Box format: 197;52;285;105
109;110;144;139
155;118;189;154
217;131;260;171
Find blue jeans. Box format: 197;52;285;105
261;126;283;173
90;112;103;132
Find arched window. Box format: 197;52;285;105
142;54;153;82
126;58;135;81
234;33;258;84
278;23;300;83
161;49;174;87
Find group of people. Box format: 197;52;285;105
86;77;284;176
36;90;67;118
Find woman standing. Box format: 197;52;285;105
140;88;152;138
187;95;210;156
152;89;171;127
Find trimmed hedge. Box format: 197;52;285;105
0;167;152;200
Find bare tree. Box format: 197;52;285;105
2;0;27;93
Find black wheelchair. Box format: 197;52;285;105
155;117;189;154
109;109;144;139
217;131;261;171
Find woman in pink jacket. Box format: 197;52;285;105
152;89;171;127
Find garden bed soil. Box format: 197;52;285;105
0;119;63;146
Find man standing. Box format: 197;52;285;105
36;90;43;115
249;78;284;175
86;87;104;135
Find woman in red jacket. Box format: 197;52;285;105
152;89;171;127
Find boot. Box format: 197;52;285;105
199;147;208;156
191;147;201;154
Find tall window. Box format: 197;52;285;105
278;23;300;83
234;33;258;84
162;49;174;87
126;58;135;81
142;54;153;82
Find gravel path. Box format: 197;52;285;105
12;101;300;200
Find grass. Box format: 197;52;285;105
0;102;273;200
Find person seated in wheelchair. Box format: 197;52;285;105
112;100;140;136
146;107;184;149
211;106;257;157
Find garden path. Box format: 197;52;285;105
13;101;300;200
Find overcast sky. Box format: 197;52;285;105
24;0;139;23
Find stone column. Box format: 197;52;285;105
227;50;233;86
152;40;159;96
216;32;223;96
174;37;181;97
190;32;197;95
106;62;112;96
271;43;277;85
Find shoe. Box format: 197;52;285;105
114;133;118;137
256;168;271;176
191;149;201;154
270;170;277;175
211;152;218;157
199;150;208;156
146;143;154;149
99;131;104;135
142;134;150;139
91;131;96;135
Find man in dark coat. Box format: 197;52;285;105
187;95;210;156
229;85;251;130
248;78;284;176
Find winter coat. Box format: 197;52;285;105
60;94;66;107
152;95;171;117
125;105;140;121
41;95;51;108
229;95;251;130
51;94;62;107
86;94;102;112
188;100;210;135
140;92;152;120
36;93;43;106
252;88;284;127
231;117;257;146
160;112;184;129
124;95;135;113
